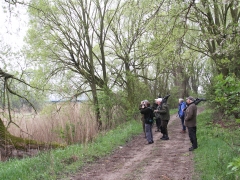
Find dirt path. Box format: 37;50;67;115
69;108;204;180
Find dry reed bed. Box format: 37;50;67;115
7;103;98;145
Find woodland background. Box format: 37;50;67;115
0;0;240;163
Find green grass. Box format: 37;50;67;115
193;110;239;180
170;108;178;114
0;120;143;180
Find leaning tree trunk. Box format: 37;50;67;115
0;118;64;159
0;70;64;161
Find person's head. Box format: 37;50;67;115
186;96;195;104
141;100;150;107
155;98;162;105
179;98;184;103
145;101;150;107
141;99;147;104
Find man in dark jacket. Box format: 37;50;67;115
184;96;198;151
140;100;154;144
154;98;170;140
154;98;162;132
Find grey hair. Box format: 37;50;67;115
179;98;184;102
143;100;149;103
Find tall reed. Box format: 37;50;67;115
8;102;98;145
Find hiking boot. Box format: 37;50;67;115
189;147;197;151
161;134;169;140
161;136;169;140
146;141;153;145
189;147;194;151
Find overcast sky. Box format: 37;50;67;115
0;1;29;50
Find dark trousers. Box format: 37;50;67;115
187;126;198;148
161;120;169;136
145;124;153;143
141;116;146;137
142;120;146;137
155;118;161;130
180;116;186;131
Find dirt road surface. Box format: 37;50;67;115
69;108;204;180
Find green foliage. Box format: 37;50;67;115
101;73;154;123
194;110;238;179
187;1;240;77
54;122;76;145
228;158;240;177
211;74;240;119
97;89;125;129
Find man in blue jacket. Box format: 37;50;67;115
178;98;187;133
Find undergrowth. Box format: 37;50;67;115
193;110;240;180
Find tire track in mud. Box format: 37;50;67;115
70;107;204;180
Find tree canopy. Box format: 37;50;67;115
1;0;240;133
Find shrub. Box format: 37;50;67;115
211;74;240;120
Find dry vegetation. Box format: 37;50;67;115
0;101;128;161
6;102;98;145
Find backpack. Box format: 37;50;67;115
146;107;154;124
146;117;154;124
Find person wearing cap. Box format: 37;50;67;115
184;96;198;151
154;98;162;132
154;98;170;140
140;100;154;144
178;98;187;133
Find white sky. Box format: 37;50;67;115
0;1;29;50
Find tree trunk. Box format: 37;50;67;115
0;118;64;153
173;66;189;98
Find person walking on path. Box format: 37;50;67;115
140;100;154;144
184;96;198;151
178;98;187;133
154;98;162;132
154;98;170;140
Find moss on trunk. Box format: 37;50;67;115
0;118;65;150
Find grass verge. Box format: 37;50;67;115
193;110;239;179
0;120;142;180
